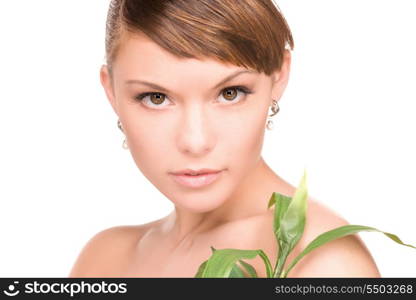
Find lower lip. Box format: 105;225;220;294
170;171;223;188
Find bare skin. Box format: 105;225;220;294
69;32;380;278
69;162;381;277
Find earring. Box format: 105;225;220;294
117;119;129;150
117;119;124;133
266;99;280;131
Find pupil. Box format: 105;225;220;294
224;88;236;100
151;93;164;104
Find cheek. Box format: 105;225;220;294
123;116;172;182
221;109;267;170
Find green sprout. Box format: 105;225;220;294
195;169;416;278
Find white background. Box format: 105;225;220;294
0;0;415;277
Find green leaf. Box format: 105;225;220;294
196;250;260;278
229;262;246;278
238;259;258;278
195;260;207;278
195;246;258;278
267;191;293;278
195;246;217;277
268;192;292;237
283;224;416;277
273;169;308;277
200;248;270;278
279;169;308;249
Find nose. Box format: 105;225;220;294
176;103;215;157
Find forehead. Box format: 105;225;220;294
112;33;254;81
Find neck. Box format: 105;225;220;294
161;156;293;249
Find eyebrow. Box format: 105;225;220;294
124;69;256;93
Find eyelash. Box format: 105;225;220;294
134;85;254;108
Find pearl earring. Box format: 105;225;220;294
267;99;280;131
117;119;129;150
266;119;274;131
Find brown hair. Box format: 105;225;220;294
104;0;294;78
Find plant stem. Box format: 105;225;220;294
258;250;273;278
273;247;290;278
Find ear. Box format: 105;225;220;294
270;50;291;105
100;64;119;116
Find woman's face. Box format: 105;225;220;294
101;33;289;213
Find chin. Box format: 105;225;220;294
168;187;231;213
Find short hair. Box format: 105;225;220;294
104;0;294;77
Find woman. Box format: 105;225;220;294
69;0;380;277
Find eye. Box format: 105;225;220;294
134;92;170;108
218;86;253;104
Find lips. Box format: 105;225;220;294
170;168;222;176
169;168;223;188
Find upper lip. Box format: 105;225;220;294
170;168;222;175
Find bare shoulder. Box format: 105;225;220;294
68;221;159;277
287;197;381;277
